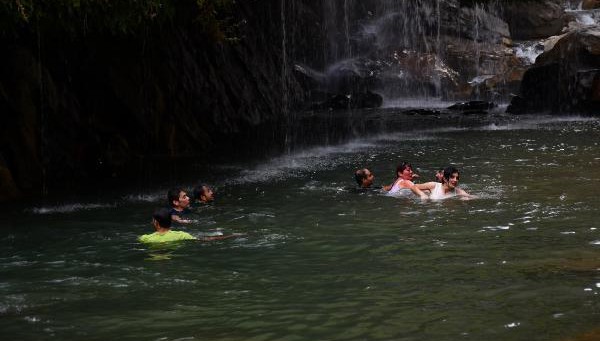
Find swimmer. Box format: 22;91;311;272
354;168;375;188
434;168;444;182
168;188;193;224
385;162;428;199
139;208;197;244
416;166;475;200
192;183;214;204
139;208;243;244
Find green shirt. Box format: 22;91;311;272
138;230;197;244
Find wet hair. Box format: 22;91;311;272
354;169;368;186
435;168;444;182
192;183;210;201
152;208;172;228
395;162;412;178
442;166;460;182
167;188;184;207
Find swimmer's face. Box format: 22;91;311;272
399;166;414;180
435;170;444;182
201;186;214;202
178;191;190;208
446;172;459;189
363;170;374;187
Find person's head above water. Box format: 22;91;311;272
442;166;460;189
152;207;172;230
395;162;416;180
168;188;190;209
354;168;374;188
192;183;214;203
435;168;444;182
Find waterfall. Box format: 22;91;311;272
281;0;288;117
297;0;513;108
37;18;48;197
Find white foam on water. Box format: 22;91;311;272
28;203;116;214
479;225;510;232
226;140;376;185
122;192;164;203
514;43;543;64
381;97;457;109
479;115;598;131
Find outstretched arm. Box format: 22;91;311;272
415;182;436;191
409;184;429;200
171;214;193;224
456;187;477;199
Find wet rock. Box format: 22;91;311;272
582;0;600;10
448;101;497;111
403;109;441;116
0;154;21;201
313;91;383;110
504;0;566;40
508;28;600;114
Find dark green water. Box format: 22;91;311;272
2;115;599;341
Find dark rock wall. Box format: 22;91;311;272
0;0;329;200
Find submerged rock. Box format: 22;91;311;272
312;91;383;110
448;101;497;111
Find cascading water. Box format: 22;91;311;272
296;0;512;108
512;0;600;67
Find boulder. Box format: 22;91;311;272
0;154;21;202
313;91;383;110
582;0;600;10
503;0;566;40
507;28;600;114
448;101;496;111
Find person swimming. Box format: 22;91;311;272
139;208;197;244
416;166;475;200
168;188;193;224
192;183;214;204
354;168;375;188
385;162;428;199
139;208;244;244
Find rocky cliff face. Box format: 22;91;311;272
0;0;328;200
0;0;591;201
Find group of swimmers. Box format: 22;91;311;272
354;162;475;200
139;183;236;244
140;163;474;244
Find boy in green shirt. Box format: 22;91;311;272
139;208;197;244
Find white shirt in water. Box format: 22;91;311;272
430;182;456;200
387;179;413;197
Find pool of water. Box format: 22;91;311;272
1;114;599;340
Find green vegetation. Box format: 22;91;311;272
0;0;236;39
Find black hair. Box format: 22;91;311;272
354;169;368;186
152;207;172;228
167;188;184;207
395;162;412;178
192;183;210;201
442;166;460;182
